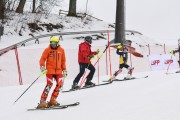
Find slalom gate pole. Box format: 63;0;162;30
106;49;108;75
79;45;109;88
98;58;100;85
166;56;173;74
107;31;112;78
14;70;47;104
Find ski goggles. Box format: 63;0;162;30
50;41;58;45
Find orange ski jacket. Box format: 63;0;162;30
39;45;66;74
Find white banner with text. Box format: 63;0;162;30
148;54;179;70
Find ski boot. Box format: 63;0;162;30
108;76;116;82
109;69;122;82
84;81;95;87
124;74;133;80
37;98;49;108
48;96;60;107
124;67;134;80
72;82;80;90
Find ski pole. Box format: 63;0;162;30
79;56;95;86
79;52;102;86
79;49;101;86
14;70;47;104
79;46;109;88
79;64;90;86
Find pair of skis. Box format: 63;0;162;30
62;82;112;93
63;75;148;93
166;71;180;75
28;102;80;111
103;75;148;82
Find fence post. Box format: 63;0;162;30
164;43;166;54
59;9;61;15
14;47;23;85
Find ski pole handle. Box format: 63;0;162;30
40;70;47;77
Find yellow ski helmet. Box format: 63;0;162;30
50;36;60;47
50;36;60;43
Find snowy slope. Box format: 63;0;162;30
0;32;180;120
0;70;180;120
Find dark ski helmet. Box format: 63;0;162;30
123;46;128;52
84;36;92;44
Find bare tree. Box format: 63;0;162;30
67;0;77;16
4;0;19;11
16;0;26;13
32;0;36;13
0;0;5;20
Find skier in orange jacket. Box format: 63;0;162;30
38;36;67;108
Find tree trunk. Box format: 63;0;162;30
67;0;77;16
16;0;26;13
0;0;5;20
32;0;36;13
115;0;125;44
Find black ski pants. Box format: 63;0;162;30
73;63;95;84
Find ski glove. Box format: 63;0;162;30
170;50;175;55
88;55;94;61
97;49;102;58
40;66;46;72
97;49;100;54
63;70;67;78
